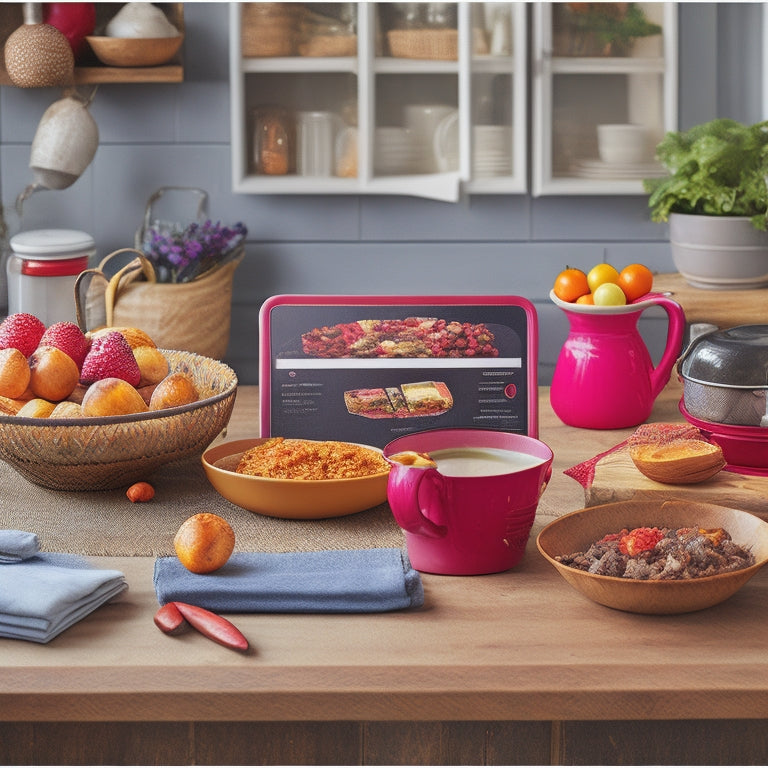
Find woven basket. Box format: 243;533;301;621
0;350;237;491
387;29;458;60
241;2;300;57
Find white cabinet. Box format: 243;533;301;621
229;2;527;200
532;2;678;196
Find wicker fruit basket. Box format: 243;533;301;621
0;350;237;491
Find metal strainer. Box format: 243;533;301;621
677;325;768;427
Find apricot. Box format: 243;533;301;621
174;512;235;574
81;377;149;417
17;398;56;418
89;326;156;350
0;347;31;399
28;346;80;402
50;400;82;418
149;372;199;411
134;345;169;387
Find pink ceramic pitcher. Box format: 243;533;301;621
550;291;685;430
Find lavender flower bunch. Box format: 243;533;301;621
142;219;247;283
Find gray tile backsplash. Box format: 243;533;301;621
0;2;757;389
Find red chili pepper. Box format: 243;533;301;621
154;602;188;635
173;602;250;652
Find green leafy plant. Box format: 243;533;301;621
563;3;662;54
644;118;768;230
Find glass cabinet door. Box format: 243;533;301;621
532;2;677;196
230;2;528;198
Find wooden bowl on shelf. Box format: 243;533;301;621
85;35;183;67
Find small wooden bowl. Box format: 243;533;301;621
86;35;183;67
537;499;768;614
629;439;726;484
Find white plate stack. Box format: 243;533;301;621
473;125;512;177
374;127;419;175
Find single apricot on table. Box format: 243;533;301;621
173;512;235;574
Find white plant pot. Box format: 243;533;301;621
669;212;768;290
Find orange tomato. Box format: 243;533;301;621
618;263;654;302
575;293;594;305
553;268;590;303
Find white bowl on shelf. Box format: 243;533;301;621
597;123;649;165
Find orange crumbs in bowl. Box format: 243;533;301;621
235;437;391;480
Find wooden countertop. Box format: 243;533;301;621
4;380;768;726
653;272;768;327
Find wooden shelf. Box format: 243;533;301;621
0;3;184;86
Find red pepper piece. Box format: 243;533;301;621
173;602;249;652
154;602;189;636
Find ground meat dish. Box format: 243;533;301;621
236;437;390;480
556;526;755;580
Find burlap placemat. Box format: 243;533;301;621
0;457;405;557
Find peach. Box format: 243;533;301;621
149;372;199;411
28;346;80;402
133;345;169;387
0;347;31;399
89;326;156;350
174;513;235;574
81;377;149;417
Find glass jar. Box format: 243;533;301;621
252;106;295;175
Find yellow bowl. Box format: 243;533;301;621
202;438;390;519
86;35;184;67
537;499;768;614
0;350;237;491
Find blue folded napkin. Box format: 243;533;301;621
0;550;127;643
0;529;40;563
154;548;424;613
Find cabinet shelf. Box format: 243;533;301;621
0;3;183;87
550;56;668;74
231;2;528;200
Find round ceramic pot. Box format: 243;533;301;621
669;212;768;290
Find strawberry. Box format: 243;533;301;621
0;313;45;357
80;330;141;386
39;321;90;369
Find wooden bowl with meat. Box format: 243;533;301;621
537;499;768;614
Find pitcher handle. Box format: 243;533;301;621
387;467;447;539
644;295;686;399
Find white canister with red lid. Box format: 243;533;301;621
7;229;96;326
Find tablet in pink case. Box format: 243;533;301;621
259;295;539;446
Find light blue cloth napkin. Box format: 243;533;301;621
154;548;424;613
0;529;40;563
0;551;127;643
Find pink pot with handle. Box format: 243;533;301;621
549;291;686;430
384;429;553;576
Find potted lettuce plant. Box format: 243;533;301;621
644;118;768;290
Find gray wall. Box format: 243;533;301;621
0;2;763;386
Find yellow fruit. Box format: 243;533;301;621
0;347;31;399
50;400;82;418
81;378;149;417
17;398;56;418
89;326;156;350
593;282;628;306
174;513;235;574
28;346;80;402
133;346;169;387
587;263;620;293
149;372;199;411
